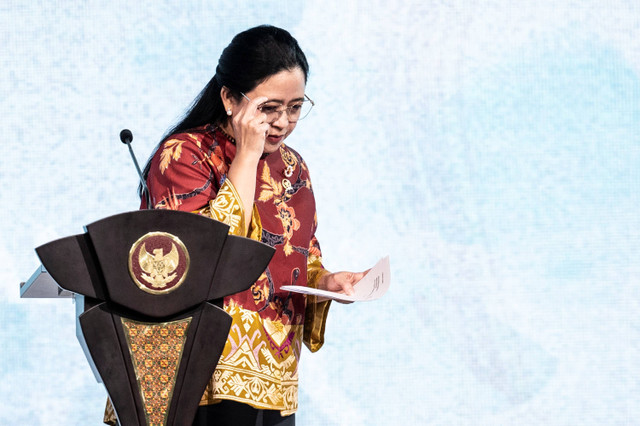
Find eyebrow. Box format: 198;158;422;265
263;96;305;104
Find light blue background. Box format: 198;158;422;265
2;1;639;425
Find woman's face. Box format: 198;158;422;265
226;67;306;154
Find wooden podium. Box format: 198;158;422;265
21;210;274;426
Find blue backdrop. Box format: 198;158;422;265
2;1;639;424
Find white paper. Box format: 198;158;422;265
281;256;390;302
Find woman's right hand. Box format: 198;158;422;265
229;95;270;160
225;94;270;234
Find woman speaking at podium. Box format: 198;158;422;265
106;25;367;426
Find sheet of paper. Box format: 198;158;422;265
281;256;390;302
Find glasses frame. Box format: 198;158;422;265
240;92;315;122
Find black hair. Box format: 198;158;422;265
139;25;309;200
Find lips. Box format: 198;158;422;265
266;134;285;144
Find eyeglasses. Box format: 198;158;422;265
240;93;315;122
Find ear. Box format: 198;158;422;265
220;86;237;112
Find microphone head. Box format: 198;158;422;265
120;129;133;144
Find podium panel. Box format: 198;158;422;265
26;210;274;426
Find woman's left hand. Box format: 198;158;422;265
316;270;369;303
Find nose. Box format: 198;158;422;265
271;109;289;129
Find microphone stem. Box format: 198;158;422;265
126;141;151;208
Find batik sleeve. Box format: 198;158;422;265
146;133;257;237
303;223;332;352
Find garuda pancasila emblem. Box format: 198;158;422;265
128;232;190;294
139;242;179;288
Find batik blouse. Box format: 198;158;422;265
143;124;331;415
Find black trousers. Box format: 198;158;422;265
192;400;295;426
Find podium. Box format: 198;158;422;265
21;210;274;426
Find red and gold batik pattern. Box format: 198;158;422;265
145;125;331;415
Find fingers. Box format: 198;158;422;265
246;95;269;110
232;96;270;156
319;270;369;297
342;282;355;296
337;269;369;296
233;96;269;127
337;272;356;296
236;96;269;120
348;269;369;284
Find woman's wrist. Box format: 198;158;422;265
233;145;262;165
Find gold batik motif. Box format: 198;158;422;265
195;179;262;239
303;255;332;352
200;301;303;415
195;179;245;235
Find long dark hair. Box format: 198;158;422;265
140;25;309;199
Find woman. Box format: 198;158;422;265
108;25;367;425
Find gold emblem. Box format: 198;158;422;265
128;232;190;294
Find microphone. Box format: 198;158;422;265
119;129;151;209
119;129;133;144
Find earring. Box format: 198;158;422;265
226;109;232;116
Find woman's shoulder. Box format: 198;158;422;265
162;124;217;148
152;125;226;175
